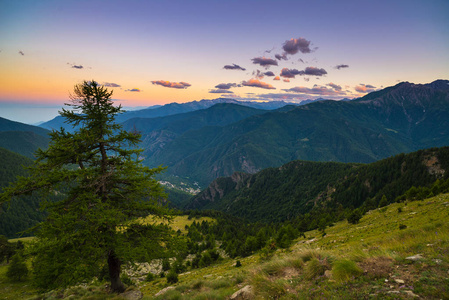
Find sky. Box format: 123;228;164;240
1;0;448;124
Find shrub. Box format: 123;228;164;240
235;260;242;268
399;224;407;230
304;258;326;280
120;273;134;286
332;259;363;282
166;269;179;284
146;272;155;282
6;254;28;281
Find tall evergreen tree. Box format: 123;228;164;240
0;81;168;292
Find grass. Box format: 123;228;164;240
1;194;449;299
139;215;215;234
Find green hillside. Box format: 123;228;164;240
0;148;45;238
2;194;447;299
145;81;449;187
0;131;49;159
187;147;449;222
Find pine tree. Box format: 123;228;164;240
0;81;168;292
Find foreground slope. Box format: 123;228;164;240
146;80;449;187
187;146;449;222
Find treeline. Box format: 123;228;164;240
188;147;449;223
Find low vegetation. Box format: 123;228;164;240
1;193;447;299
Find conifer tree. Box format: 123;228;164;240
0;80;168;292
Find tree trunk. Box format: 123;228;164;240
108;250;125;293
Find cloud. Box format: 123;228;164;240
241;79;276;89
280;67;327;78
264;71;275;77
71;64;83;69
283;84;347;96
251;57;278;67
355;84;376;93
298;59;305;64
282;38;313;55
223;63;246;71
215;83;239;89
151;80;191;89
209;89;234;94
125;88;141;92
283;79;290;83
303;67;327;76
273;76;280;81
103;82;121;87
335;64;349;70
327;82;342;91
280;68;303;78
18;51;24;56
275;53;288;60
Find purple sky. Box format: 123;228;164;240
1;0;448;123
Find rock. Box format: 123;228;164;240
122;289;143;300
154;286;175;297
230;285;253;300
432;259;442;265
395;279;405;284
324;270;333;279
405;254;424;261
404;290;419;298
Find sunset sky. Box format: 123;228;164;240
1;0;448;123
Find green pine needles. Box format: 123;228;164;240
0;80;169;292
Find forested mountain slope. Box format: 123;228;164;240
187;146;449;222
0;148;45;238
146;80;449;187
0;117;50;158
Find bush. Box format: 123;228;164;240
6;253;28;281
347;209;362;224
166;270;179;284
146;272;155;282
399;224;407;230
120;273;134;286
332;259;362;282
235;260;242;268
304;258;326;280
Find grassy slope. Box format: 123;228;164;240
1;196;448;299
143;194;449;299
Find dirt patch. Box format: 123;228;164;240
358;256;393;279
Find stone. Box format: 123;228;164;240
405;254;424;261
394;279;405;284
122;289;143;300
404;290;419;298
154;286;175;297
230;285;253;300
433;259;443;265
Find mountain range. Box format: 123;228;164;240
141;80;449;187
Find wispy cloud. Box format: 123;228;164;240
275;53;288;60
151;80;191;89
355;84;376;93
251;57;278;68
125;88;141;92
209;89;234;94
103;82;121;87
215;83;239;89
283;79;290;83
242;79;276;89
283;84;347;96
18;50;24;56
273;76;280;81
335;64;349;70
327;82;342;91
303;67;327;76
223;63;246;71
264;71;275;77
